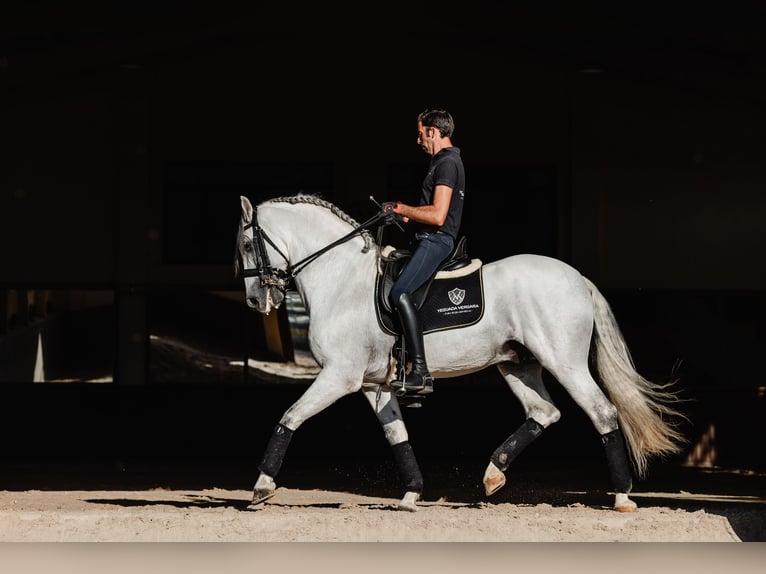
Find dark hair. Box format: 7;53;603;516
418;109;454;138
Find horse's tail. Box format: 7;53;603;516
583;276;687;478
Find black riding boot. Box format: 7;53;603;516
390;293;434;396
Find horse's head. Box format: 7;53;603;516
235;195;289;314
235;193;377;314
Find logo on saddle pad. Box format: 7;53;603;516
448;288;465;306
433;286;480;325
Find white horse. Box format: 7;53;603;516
235;193;685;512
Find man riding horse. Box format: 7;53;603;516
382;108;466;397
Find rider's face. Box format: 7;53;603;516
416;121;435;155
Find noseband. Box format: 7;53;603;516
240;208;292;292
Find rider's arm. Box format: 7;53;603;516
394;185;452;226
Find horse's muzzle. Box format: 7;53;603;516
246;294;275;315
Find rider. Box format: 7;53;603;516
382;109;466;396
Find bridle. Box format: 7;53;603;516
240;208;293;291
239;204;390;295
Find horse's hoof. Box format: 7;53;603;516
614;503;637;513
247;490;276;510
483;463;506;496
614;493;638;512
249;474;277;509
398;491;419;512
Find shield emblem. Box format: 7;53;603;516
448;288;466;306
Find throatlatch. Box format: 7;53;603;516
601;428;633;493
490;418;544;471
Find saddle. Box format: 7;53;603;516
374;236;485;407
375;236;485;336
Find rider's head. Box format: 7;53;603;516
417;109;454;155
417;109;454;139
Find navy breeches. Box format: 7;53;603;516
389;231;454;308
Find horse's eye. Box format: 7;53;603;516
244;243;253;253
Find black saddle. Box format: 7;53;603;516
377;235;471;315
375;236;484;407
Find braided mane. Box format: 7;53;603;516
266;194;375;252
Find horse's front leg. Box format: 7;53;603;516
249;365;362;509
361;385;422;512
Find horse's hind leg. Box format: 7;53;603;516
483;361;561;496
361;385;422;512
542;361;637;512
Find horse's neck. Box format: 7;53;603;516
273;206;361;264
268;204;376;309
295;240;377;307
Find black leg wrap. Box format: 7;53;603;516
601;428;633;493
258;423;294;478
491;418;544;472
391;441;424;493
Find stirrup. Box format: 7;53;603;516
390;372;434;396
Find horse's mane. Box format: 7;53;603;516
235;193;376;278
266;194;375;253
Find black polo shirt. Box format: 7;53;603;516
418;146;465;238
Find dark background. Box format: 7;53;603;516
1;2;764;491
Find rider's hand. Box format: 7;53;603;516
381;201;399;214
381;201;404;226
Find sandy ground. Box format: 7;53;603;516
0;486;752;542
1;464;765;574
1;463;764;543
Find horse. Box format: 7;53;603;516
234;193;686;512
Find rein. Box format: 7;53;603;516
241;206;389;289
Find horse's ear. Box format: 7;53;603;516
240;196;253;224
